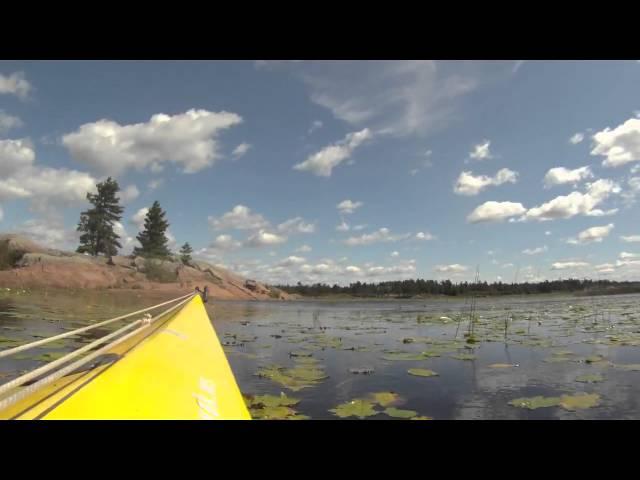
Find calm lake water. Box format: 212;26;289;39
1;289;640;419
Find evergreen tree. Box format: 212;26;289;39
76;177;124;258
134;201;171;258
179;242;193;265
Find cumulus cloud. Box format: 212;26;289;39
336;220;350;232
551;261;590;270
0;72;31;99
232;142;251;159
567;223;614;245
467;201;526;223
210;234;242;251
208;205;269;231
391;251;399;257
454;168;518;195
591;118;640;167
0;138;35;177
621;235;640;243
415;231;434;241
119;185;139;203
0;111;23;134
278;256;306;267
130;208;149;231
17;218;77;250
148;178;164;191
434;264;468;274
524;179;620;221
244;229;287;248
293;128;372;177
343;227;410;246
619;251;640;260
276;217;315;234
469;140;492;161
337;199;363;214
522;245;548;255
569;132;585;144
543;166;593;188
295;244;312;253
62;109;243;175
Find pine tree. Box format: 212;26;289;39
77;177;124;258
134;201;171;258
179;242;193;265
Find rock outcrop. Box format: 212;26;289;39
0;234;290;300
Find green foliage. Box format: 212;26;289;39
179;242;193;265
134;201;171;259
144;259;178;283
76;177;124;257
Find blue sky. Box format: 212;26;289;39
1;60;639;285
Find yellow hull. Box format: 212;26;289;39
0;295;251;420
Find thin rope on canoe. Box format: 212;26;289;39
0;294;195;413
0;292;195;359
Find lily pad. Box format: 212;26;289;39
509;396;562;410
382;352;429;361
248;393;300;408
614;364;640;371
407;368;438;377
368;391;401;407
575;374;604;383
250;405;297;420
411;416;433;420
384;407;418;419
329;399;379;419
585;355;605;364
451;353;476;361
558;393;601;411
488;363;518;369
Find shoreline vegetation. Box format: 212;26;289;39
275;279;640;299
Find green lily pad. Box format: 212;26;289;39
411;416;433;420
289;350;313;357
509;396;562;410
585;355;605;364
384;407;418;419
614;364;640;371
250;405;297;419
488;363;518;369
451;353;476;361
329;399;379;419
249;393;300;408
368;391;401;407
407;368;438;377
575;374;604;383
558;393;601;411
382;352;428;361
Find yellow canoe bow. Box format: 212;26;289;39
0;294;251;420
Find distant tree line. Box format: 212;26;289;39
275;278;640;297
76;177;192;264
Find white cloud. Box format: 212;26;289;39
551;261;590;270
62;109;243;175
545;231;552;236
0;111;23;134
17;218;77;250
295;244;312;253
619;251;640;260
569;132;585;144
352;224;367;231
293;128;372;177
295;61;479;137
130;208;149;231
336;220;350;232
567;223;614;245
434;264;468;274
232;142;251;159
343;227;410;246
415;231;434;241
308;120;323;134
454;168;518;195
244;229;287;248
467;201;526;223
208;205;269;231
337;199;363;214
0;206;3;222
524;179;620;221
277;217;315;234
210;234;242;251
391;251;399;257
0;138;35;177
543;166;593;188
119;185;139;203
148;178;164;191
621;235;640;243
469;140;492;160
278;256;306;267
522;245;548;255
591;118;640;167
0;72;31;99
112;221;136;254
502;263;514;268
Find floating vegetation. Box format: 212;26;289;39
382;352;430;361
368;391;402;407
329;399;379;419
509;393;601;411
407;368;438;377
384;407;417;419
289;350;313;358
613;364;640;371
411;416;433;420
255;363;328;391
349;367;375;375
575;374;604;383
451;353;476;361
488;363;519;369
585;355;605;364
